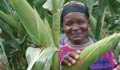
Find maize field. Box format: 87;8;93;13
0;0;120;70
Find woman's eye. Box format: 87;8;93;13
65;23;72;26
78;21;84;24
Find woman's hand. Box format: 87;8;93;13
61;50;81;66
113;65;120;70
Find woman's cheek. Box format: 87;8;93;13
81;24;89;32
64;26;71;33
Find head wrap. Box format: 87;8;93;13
61;1;89;27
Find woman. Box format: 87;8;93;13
59;1;119;70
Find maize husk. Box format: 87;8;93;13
0;41;10;70
26;47;58;70
62;33;120;70
9;0;54;47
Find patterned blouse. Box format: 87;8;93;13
59;38;117;70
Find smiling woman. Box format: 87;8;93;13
59;1;118;70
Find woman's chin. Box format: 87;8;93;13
72;38;83;44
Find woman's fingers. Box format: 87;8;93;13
62;53;76;66
64;55;76;64
61;50;81;66
69;50;81;59
76;50;81;54
61;59;72;66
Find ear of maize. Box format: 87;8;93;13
9;0;54;47
62;33;120;70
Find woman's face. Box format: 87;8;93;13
63;12;89;44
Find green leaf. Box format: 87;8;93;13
0;11;18;29
0;41;10;70
18;23;28;44
43;0;52;11
107;0;120;15
95;0;106;40
116;0;120;3
33;0;47;8
80;0;94;14
0;20;19;48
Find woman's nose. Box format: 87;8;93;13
72;24;80;30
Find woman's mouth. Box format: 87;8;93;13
71;33;83;38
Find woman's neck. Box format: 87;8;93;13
70;37;89;45
66;37;93;50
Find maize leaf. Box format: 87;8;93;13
0;20;19;48
117;0;120;3
88;15;97;38
51;0;65;13
43;0;52;11
62;33;120;70
78;0;94;14
10;0;54;47
107;0;120;15
0;41;10;70
33;0;47;8
26;47;57;70
0;11;18;29
95;0;106;40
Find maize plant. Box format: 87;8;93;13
8;0;120;70
9;0;64;70
0;0;120;70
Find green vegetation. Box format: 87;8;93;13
0;0;120;70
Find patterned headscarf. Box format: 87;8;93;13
61;1;89;27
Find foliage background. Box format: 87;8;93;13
0;0;120;70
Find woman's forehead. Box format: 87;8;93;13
63;12;87;20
